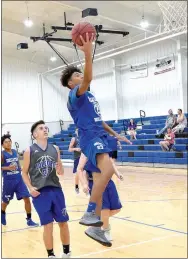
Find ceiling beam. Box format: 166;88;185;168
2;30;76;52
51;1;159;35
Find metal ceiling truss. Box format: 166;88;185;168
30;12;129;68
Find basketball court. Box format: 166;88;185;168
1;1;187;258
2;166;187;258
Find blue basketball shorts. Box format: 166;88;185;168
32;186;69;226
2;177;30;203
73;157;80;173
81;135;111;168
88;179;122;211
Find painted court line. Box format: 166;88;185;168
6;204;88;214
119;186;186;195
2;219;80;233
113;216;187;235
122;198;187;203
6;197;187;216
154;224;165;227
74;233;181;258
121;171;187;177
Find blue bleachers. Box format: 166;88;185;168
48;114;188;166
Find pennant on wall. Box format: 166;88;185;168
154;53;175;75
129;63;148;79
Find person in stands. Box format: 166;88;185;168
156;109;176;137
127;119;137;140
172;109;187;134
159;127;175;151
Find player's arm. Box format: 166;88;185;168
1;154;9;170
102;121;132;144
102;121;119;137
117;140;122;150
1;153;16;171
79;169;88;186
77;33;94;96
78;168;90;194
110;159;124;181
54;145;64;175
1;154;8;170
22;148;40;197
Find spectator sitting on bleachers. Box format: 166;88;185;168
159;127;175;151
156;109;176;137
127;119;137;140
172;109;187;134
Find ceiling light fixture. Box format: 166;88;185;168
24;1;33;28
24;19;33;27
50;56;57;62
140;5;149;29
140;18;149;28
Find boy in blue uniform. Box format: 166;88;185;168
61;33;131;246
80;160;123;243
22;120;71;258
68;129;81;194
107;135;132;177
1;134;38;227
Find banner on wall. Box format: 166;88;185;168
154;53;175;75
129;63;148;79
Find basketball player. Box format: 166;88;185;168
1;134;38;227
76;134;131;196
61;33;130;246
107;134;132;177
80;160;123;242
22;120;71;258
68;128;81;194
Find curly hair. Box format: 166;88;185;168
1;134;11;145
60;65;81;88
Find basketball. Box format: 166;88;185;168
71;22;96;46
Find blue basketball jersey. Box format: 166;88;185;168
107;135;118;151
67;85;106;147
2;149;21;180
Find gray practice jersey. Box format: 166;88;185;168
28;143;61;190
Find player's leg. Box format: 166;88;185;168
16;177;38;226
1;202;9;226
84;173;112;247
102;180;122;241
23;197;39;226
77;153;88;176
74;173;79;194
32;187;55;257
79;138;114;228
43;223;55;258
1;180;14;225
109;209;121;217
73;157;80;194
110;154;121;177
91;152;114;208
58;222;70;258
52;187;71;258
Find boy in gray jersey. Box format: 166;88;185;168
22;120;71;258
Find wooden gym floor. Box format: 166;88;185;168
2;166;187;258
